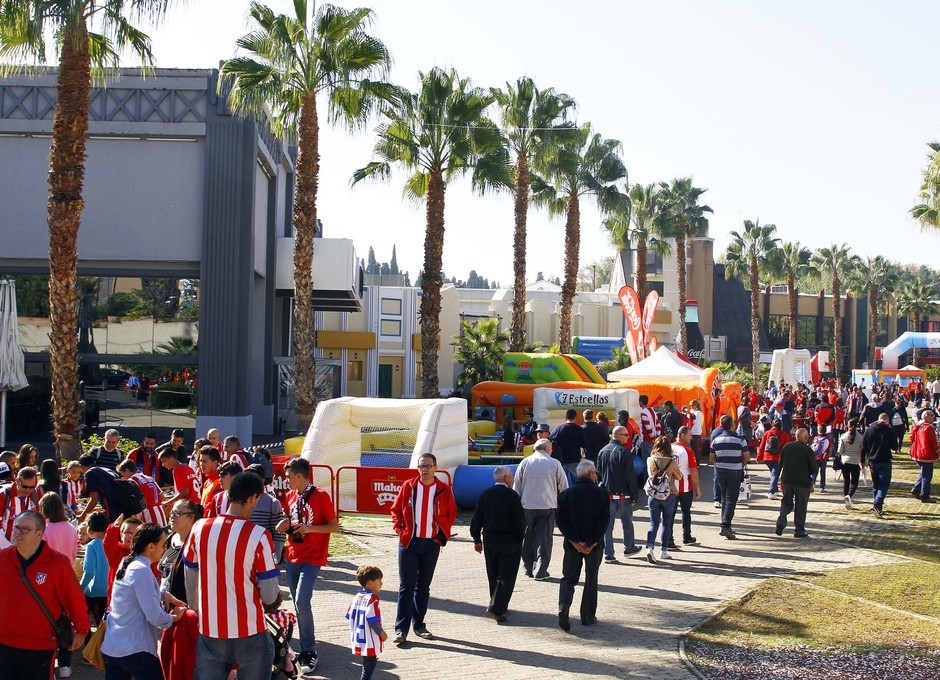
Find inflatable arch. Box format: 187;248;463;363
300;397;469;473
533;387;640;431
882;332;940;370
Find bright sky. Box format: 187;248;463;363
147;0;940;286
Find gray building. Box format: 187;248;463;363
0;68;361;443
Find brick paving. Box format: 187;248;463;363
71;466;900;680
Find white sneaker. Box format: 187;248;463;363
713;500;722;508
645;547;657;564
844;495;854;510
59;668;71;679
658;550;671;560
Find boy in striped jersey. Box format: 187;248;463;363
64;461;86;514
346;565;387;680
116;459;168;527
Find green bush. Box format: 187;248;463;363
80;433;141;460
150;382;195;410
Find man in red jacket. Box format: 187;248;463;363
390;454;456;646
0;510;89;680
909;410;939;503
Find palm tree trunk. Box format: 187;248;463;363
509;152;529;352
869;286;877;368
832;275;841;380
676;232;687;353
750;258;761;384
913;313;921;365
559;194;580;353
47;26;91;461
787;271;797;348
292;93;319;428
420;169;446;397
635;238;648;303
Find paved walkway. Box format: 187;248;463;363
302;466;898;680
68;466;898;680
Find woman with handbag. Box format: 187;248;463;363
644;437;681;564
101;524;186;680
38;493;79;678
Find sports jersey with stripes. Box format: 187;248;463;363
182;514;279;639
640;407;661;443
670;442;698;494
710;430;747;471
207;491;231;518
413;481;438;539
346;589;383;657
130;473;167;526
223;451;249;470
64;478;85;509
0;488;42;541
172;464;201;504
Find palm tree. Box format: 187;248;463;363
451;318;509;385
847;256;899;367
896;278;939;365
603;183;670;303
1;0;173;458
776;242;812;348
222;1;391;427
532;125;626;353
910;141;940;229
724;220;780;384
353;67;510;397
491;77;575;352
659;178;712;353
812;244;859;378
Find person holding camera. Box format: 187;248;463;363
275;458;338;675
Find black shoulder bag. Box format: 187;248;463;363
18;563;74;648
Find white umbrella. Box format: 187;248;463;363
0;280;29;447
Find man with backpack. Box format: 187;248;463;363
861;414;900;518
758;417;791;500
76;454;144;523
85;429;124;472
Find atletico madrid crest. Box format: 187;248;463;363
35;573;47;585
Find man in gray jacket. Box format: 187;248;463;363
595;426;640;562
513;438;568;580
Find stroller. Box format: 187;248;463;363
266;610;298;680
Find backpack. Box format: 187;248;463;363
765;434;780;455
101;468;147;517
252;451;275;485
811;436;829;461
643;458;672;500
891;411;903;427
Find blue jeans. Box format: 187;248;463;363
360;655;378;680
715;471;743;529
604;498;636;558
102;652;164;680
195;632;274;680
765;461;780;494
395;537;440;634
913;461;934;500
814;459;827;490
646;495;677;549
869;462;892;511
284;561;321;653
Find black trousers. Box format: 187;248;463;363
483;540;522;615
558;541;603;623
0;644;56;680
776;483;811;534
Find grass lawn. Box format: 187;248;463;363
327;513;392;557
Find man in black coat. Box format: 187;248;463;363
470;466;525;623
555;460;610;631
550;409;587;480
595;426;640;561
581;409;609;463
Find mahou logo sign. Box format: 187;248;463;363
355;469;421;515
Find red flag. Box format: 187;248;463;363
618;286;643;363
642;291;659;353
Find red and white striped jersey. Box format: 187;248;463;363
64;478;85;508
641;407;661;443
182;514;279;639
207;491;231;519
413;481;438;539
346;589;382;657
223;451;249;470
670;442;699;494
0;487;43;541
130;472;167;527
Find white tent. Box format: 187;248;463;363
0;281;28;447
768;349;812;386
607;346;704;383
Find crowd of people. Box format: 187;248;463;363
0;375;936;680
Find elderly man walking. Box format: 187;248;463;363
556;461;610;631
513;438;568;581
470;466;525;623
595;426;640;562
774;429;818;538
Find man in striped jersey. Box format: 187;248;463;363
639;395;661;460
390;454;456;645
0;467;42;541
86;429;124;471
709;415;750;539
222;436;250;470
116;459;167;527
183;472;281;680
205;462;240;518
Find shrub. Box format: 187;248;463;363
150;382;195;410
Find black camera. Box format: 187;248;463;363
287;525;304;544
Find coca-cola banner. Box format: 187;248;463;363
618;285;643;364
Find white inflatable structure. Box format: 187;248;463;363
300;397;469;472
532;387;640;432
882;332;940;370
768;349;812;386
